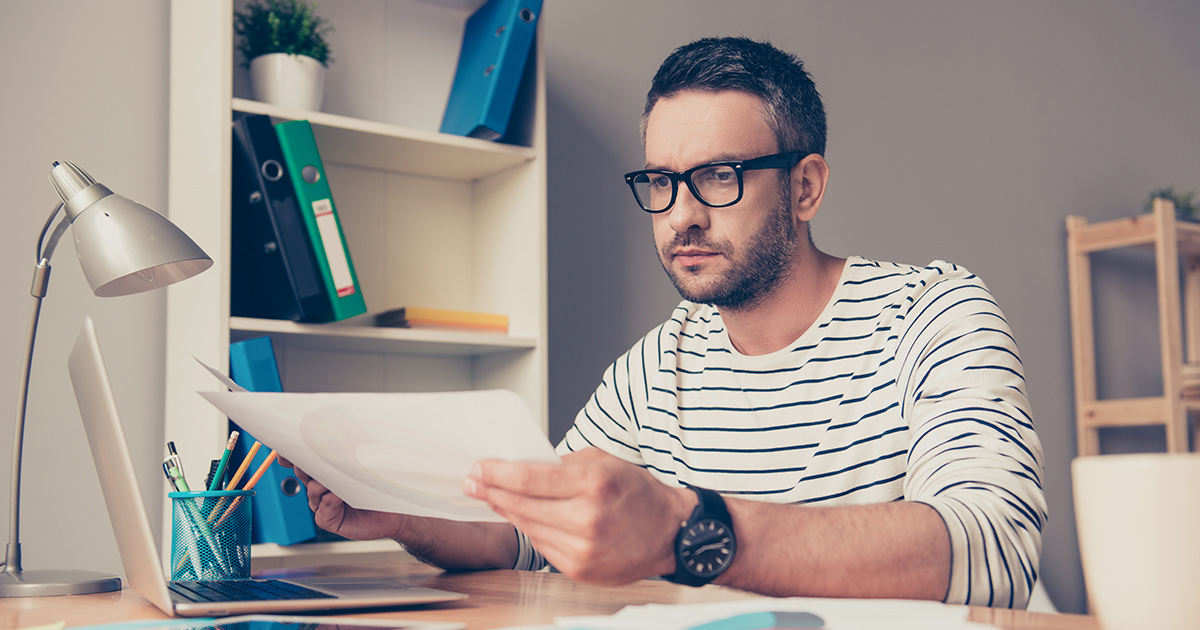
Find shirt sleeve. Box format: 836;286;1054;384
898;269;1047;608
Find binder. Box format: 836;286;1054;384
273;119;367;322
228;336;317;546
440;0;543;141
230;113;332;323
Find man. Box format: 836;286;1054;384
288;37;1045;609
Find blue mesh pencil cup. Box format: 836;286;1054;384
169;490;254;581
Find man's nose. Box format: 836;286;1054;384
667;183;711;233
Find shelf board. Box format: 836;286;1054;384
233;97;536;181
231;316;537;356
1070;211;1200;257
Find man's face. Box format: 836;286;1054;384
646;90;798;310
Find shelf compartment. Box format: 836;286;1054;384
233;97;536;181
230;316;537;357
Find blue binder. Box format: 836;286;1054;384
440;0;543;141
228;337;317;546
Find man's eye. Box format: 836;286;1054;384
649;175;672;189
696;167;735;185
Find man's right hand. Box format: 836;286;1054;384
278;457;406;541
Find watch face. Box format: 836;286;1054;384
680;518;735;578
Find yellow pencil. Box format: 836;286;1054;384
225;440;261;491
215;450;278;527
241;450;278;492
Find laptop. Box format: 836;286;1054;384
68;317;467;617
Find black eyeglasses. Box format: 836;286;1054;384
623;151;807;213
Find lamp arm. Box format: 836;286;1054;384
3;204;68;574
38;203;70;266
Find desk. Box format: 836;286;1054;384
4;562;1096;629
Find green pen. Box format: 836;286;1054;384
166;455;230;574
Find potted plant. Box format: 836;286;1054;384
1145;187;1197;222
235;0;334;111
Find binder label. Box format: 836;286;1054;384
310;198;357;297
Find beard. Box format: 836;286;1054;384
657;180;798;311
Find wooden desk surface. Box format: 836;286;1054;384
3;562;1096;630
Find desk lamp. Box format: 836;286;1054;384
0;160;213;597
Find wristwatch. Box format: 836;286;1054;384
664;485;737;586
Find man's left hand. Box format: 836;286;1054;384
463;448;693;585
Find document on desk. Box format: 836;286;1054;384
551;597;998;630
197;361;560;523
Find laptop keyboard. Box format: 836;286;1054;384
169;579;336;602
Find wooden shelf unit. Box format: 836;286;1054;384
165;0;547;563
1067;198;1200;455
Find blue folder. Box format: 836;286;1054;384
440;0;543;141
228;337;317;546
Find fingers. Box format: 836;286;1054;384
302;474;335;511
279;465;342;520
466;458;584;500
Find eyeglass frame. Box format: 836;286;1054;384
623;151;809;214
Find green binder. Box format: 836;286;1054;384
273;120;367;322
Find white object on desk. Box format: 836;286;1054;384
552;597;994;630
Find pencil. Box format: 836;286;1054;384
215;450;278;527
207;430;240;491
241;450;278;492
225;440;261;491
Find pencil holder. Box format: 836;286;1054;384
168;490;254;581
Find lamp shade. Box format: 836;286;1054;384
49;160;212;297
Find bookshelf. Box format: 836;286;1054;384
165;0;547;564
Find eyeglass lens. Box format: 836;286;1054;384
630;165;741;212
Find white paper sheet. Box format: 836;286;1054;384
551;597;999;630
198;368;560;522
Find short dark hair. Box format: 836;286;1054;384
641;37;827;157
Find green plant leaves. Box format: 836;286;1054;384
234;0;333;68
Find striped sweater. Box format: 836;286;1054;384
520;256;1045;608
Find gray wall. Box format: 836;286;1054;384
3;0;1199;616
0;0;171;584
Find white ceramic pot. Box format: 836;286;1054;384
248;52;326;111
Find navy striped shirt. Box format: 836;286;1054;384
520;257;1045;608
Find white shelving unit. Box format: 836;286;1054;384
165;0;547;565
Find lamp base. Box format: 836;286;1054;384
0;568;121;597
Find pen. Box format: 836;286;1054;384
163;460;203;577
208;431;240;491
166;442;190;490
164;455;190;492
162;461;180;491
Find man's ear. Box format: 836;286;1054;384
792;154;829;222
